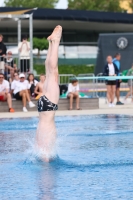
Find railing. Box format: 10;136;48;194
96;73;107;99
58;74;95;98
1;55;133;102
77;73;96;97
59;74;76;85
0;55;31;79
76;76;133;101
57;74;133;101
95;73;132;100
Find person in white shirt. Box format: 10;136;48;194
67;78;81;110
11;73;35;112
0;73;14;112
18;35;30;73
11;72;19;87
103;56;119;107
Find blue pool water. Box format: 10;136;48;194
1;115;133;200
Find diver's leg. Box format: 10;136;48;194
45;41;52;72
48;26;62;71
44;25;62;102
43;26;62;95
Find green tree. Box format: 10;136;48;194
68;0;123;12
4;0;59;8
33;37;48;56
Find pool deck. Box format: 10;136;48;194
0;98;133;118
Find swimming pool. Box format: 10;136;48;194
1;115;133;200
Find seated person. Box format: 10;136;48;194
11;73;35;112
27;73;38;97
34;74;45;99
0;73;14;112
67;78;81;110
11;72;19;96
5;51;17;80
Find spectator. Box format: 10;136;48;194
67;78;81;110
113;53;124;105
11;72;19;96
11;73;35;112
0;73;14;112
35;74;45;99
5;51;17;80
27;73;38;97
0;34;7;74
103;55;119;107
18;35;30;73
124;64;133;103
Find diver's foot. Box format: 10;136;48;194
47;25;62;42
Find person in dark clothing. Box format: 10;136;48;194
27;73;38;97
113;53;124;105
59;84;68;95
0;34;7;73
103;55;119;107
5;51;17;80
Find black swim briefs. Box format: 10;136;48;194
38;95;58;112
106;80;116;85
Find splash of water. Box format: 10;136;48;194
23;136;58;164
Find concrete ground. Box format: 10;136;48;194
0;98;133;118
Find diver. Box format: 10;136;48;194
36;25;62;162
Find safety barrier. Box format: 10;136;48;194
1;55;133;102
96;73;107;99
77;73;96;97
95;73;132;100
58;74;76;84
0;55;31;79
76;75;133;102
58;74;133;100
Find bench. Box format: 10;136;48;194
0;98;99;112
58;98;99;110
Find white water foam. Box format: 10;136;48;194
24;136;58;163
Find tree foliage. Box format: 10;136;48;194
33;37;48;56
68;0;123;12
128;0;133;12
4;0;59;8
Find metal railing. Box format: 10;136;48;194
0;55;31;79
1;55;133;102
76;75;133;101
58;74;76;85
95;73;132;100
58;74;133;100
96;73;106;99
77;73;96;97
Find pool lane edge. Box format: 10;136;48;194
1;108;133;118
